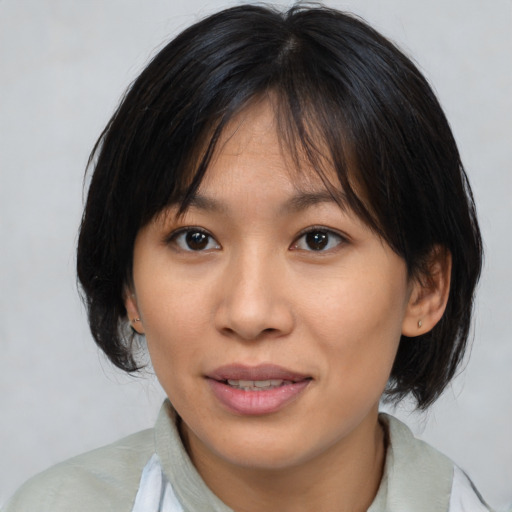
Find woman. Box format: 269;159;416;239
5;4;490;511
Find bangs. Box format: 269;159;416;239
172;89;376;232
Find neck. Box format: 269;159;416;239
182;411;386;512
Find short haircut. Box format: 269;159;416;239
77;4;482;409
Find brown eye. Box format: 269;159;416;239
305;231;329;251
186;231;209;250
291;228;345;252
170;228;220;251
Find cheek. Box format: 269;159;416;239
135;273;211;376
137;261;212;329
304;267;406;332
301;265;407;380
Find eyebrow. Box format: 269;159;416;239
185;194;226;213
180;189;349;216
281;190;349;214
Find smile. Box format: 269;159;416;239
206;364;312;415
226;379;291;390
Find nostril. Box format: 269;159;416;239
215;295;294;341
220;326;281;340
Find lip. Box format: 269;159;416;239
206;364;312;416
208;363;309;382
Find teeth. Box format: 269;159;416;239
227;379;286;390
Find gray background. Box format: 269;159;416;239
1;0;511;509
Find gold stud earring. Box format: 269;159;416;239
133;317;141;323
418;319;422;328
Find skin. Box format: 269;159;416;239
125;100;450;512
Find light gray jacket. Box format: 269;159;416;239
4;401;492;512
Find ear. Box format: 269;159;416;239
402;246;452;337
124;288;145;335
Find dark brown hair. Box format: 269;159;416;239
77;4;482;409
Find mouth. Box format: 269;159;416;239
224;379;301;391
206;364;312;415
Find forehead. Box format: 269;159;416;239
197;99;342;201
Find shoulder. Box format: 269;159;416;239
3;429;155;512
378;414;493;512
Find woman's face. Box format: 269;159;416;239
127;101;416;472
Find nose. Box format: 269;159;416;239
214;248;294;341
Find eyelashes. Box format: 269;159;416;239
167;228;221;252
290;227;347;252
166;226;348;253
